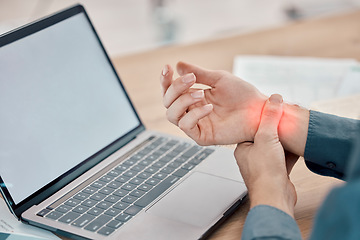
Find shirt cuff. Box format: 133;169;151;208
304;110;359;179
242;205;302;240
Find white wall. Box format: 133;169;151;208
1;0;359;57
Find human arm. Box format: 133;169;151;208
161;62;360;177
160;62;309;156
234;94;302;239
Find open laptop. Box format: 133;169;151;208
0;5;247;240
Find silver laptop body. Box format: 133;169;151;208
0;5;247;240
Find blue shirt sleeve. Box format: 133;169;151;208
304;110;359;179
242;205;302;240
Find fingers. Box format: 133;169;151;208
255;94;284;142
176;61;220;87
162;73;196;108
177;104;213;142
166;90;205;125
160;64;174;96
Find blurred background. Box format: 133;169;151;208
1;0;360;57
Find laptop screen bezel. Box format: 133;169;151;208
0;4;145;218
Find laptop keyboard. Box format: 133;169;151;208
36;136;214;236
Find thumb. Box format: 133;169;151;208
176;61;219;87
255;94;283;142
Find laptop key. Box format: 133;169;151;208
182;145;202;158
139;159;152;166
82;199;98;208
166;150;179;158
194;149;214;161
113;189;129;197
82;186;97;195
107;181;122;189
159;155;173;163
167;162;181;169
99;187;115;195
107;169;121;177
189;158;202;165
71;214;95;228
173;168;189;177
96;201;112;210
124;205;143;216
115;164;129;172
64;198;81;207
134;175;180;208
145;178;160;186
58;212;80;224
99;175;114;183
91;181;106;189
115;213;132;222
107;220;123;229
131;165;146;172
115;176;130;183
153;173;167;180
138;184;153;192
121;183;137;191
152;161;166;168
72;205;89;214
104;195;121;203
74;192;90;201
123;158;137;166
144;166;159;174
121;195;138;204
90;192;107;201
104;208;121;217
129;177;144;185
87;207;104;216
130;153;144;160
130;189;146;198
174;156;188;163
137;172;152;179
55;205;72;213
98;226;115;236
123;170;137;178
45;211;63;220
84;215;112;232
160;167;176;174
37;208;51;217
113;202;129;210
182;163;195;171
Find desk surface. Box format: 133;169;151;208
111;10;360;240
1;10;359;240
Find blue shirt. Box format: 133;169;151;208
242;110;360;240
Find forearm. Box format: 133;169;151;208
277;105;359;179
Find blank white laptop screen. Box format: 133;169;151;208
0;13;140;204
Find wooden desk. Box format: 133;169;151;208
111;10;360;239
1;10;358;240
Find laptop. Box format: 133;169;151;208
0;5;247;240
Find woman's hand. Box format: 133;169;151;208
160;61;267;146
234;94;298;217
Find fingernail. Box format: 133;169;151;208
269;94;283;104
182;73;195;83
162;65;169;76
203;104;213;111
191;90;204;98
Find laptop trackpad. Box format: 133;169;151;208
146;172;244;227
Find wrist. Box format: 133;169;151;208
278;103;310;156
249;181;296;218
